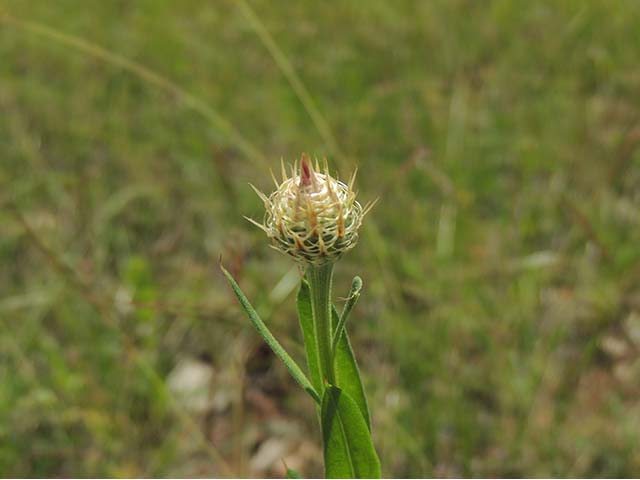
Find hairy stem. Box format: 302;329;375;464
306;262;335;385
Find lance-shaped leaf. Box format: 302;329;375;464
221;264;320;404
296;279;323;394
321;385;381;479
332;306;371;430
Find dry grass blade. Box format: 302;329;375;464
0;11;269;170
234;0;348;173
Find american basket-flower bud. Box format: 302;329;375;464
247;154;374;265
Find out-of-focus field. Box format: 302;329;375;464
2;1;640;477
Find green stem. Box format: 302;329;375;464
306;262;335;385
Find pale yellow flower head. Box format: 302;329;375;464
247;154;374;265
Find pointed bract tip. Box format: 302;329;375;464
269;168;279;188
300;153;313;186
363;197;379;216
244;215;269;233
348;167;358;192
280;157;287;183
248;183;270;205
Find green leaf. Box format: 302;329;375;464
331;276;362;360
220;264;320;404
285;466;302;479
321;385;381;479
332;306;371;430
296;280;322;395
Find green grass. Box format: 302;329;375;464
2;0;640;477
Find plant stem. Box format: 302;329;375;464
306;262;335;385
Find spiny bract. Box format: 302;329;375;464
247;154;373;265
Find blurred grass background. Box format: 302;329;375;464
2;0;640;477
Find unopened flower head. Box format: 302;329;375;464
247;154;375;265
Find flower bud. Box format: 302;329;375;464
247;154;373;265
